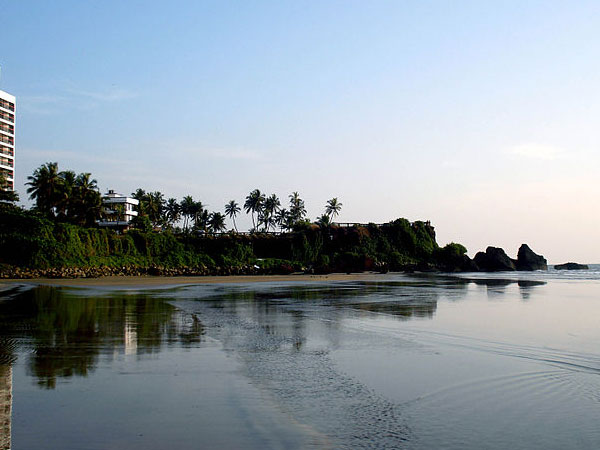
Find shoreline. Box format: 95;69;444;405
0;272;387;288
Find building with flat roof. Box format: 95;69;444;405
0;90;15;191
97;190;139;231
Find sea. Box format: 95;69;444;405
1;265;599;449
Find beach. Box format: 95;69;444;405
0;272;381;288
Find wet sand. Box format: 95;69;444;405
0;272;382;288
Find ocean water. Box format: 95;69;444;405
1;269;599;449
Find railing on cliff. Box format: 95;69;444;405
190;220;433;237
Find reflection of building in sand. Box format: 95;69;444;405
0;365;11;450
124;318;138;355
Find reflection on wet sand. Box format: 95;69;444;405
0;365;10;450
0;275;555;449
0;286;203;388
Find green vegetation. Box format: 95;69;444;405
0;161;469;276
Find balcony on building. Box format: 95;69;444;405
97;190;140;232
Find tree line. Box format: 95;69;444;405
13;162;342;233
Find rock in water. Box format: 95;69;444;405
516;244;548;271
473;247;516;271
554;262;589;270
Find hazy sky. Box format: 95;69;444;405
2;0;599;263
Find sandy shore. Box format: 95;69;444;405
0;272;386;288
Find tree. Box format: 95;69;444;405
146;191;165;228
244;189;265;231
56;169;76;219
165;198;181;228
325;197;342;222
316;214;331;228
191;201;205;231
275;208;290;231
62;172;101;226
208;212;226;233
193;208;209;233
180;195;195;231
261;194;281;231
26;162;63;216
288;191;307;226
224;200;241;232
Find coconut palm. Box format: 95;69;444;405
72;172;101;226
325;197;342;222
262;194;281;231
192;201;205;229
224;200;241;232
165;198;181;228
146;191;165;228
132;188;147;216
244;189;265;231
275;208;290;231
208;212;226;233
316;214;331;228
55;170;76;219
26;162;63;216
193;208;210;233
180;195;195;231
288;191;306;225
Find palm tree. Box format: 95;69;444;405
244;189;265;231
275;208;289;232
224;200;241;232
132;188;147;216
55;170;76;219
325;197;342;222
193;208;209;233
190;201;206;231
26;162;63;216
165;198;181;228
288;191;306;226
316;214;331;228
73;172;101;226
208;212;226;233
146;191;165;228
262;194;281;231
180;195;195;231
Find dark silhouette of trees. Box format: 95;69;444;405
224;200;240;232
244;189;265;231
26;162;101;225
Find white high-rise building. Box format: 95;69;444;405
0;90;15;191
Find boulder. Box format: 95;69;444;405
554;262;589;270
473;247;516;271
516;244;547;271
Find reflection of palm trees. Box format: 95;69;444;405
0;287;204;389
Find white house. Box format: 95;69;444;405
97;190;139;231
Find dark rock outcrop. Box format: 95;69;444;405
516;244;547;271
436;254;479;272
554;262;589;270
473;247;516;271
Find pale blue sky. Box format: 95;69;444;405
2;0;600;262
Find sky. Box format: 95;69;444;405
2;0;600;263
